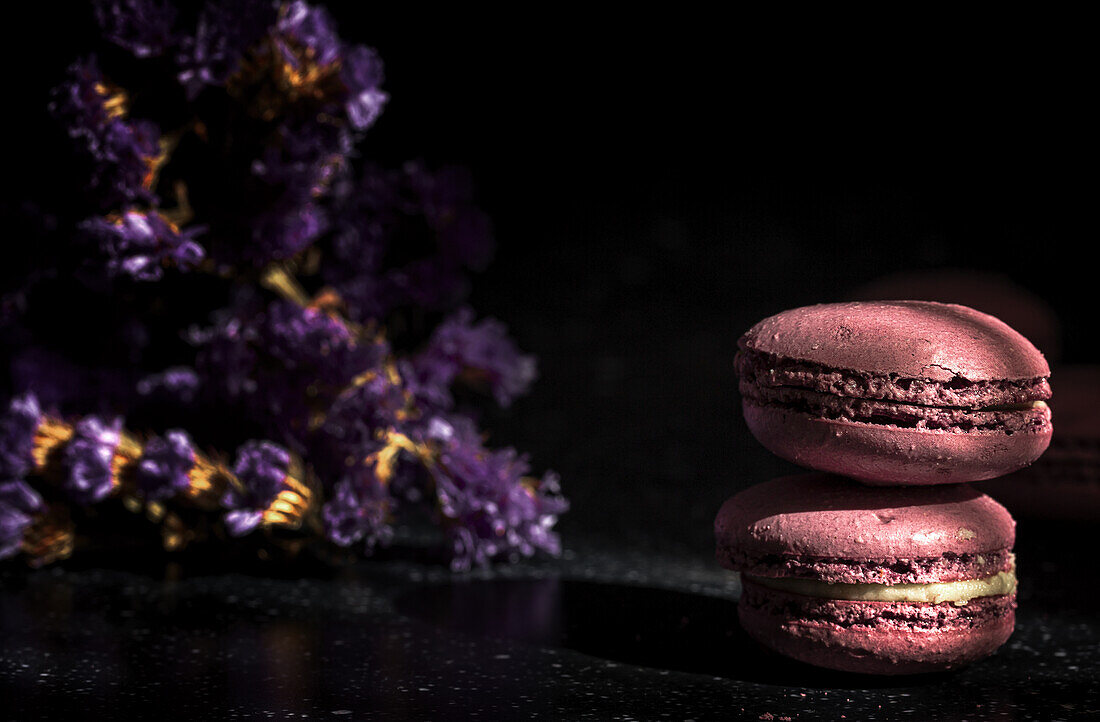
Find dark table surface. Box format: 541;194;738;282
2;518;1097;720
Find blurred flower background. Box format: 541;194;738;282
0;0;566;571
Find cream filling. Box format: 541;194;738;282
979;399;1049;412
746;569;1017;607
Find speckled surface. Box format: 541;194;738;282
2;523;1097;720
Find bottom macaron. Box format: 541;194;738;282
738;577;1016;675
715;474;1019;675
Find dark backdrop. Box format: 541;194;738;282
4;5;1093;554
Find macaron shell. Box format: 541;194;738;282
848;269;1063;363
739;581;1016;675
740;301;1049;383
744;402;1053;485
714;474;1015;562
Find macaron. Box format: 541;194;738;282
736;300;1053;485
979;365;1100;520
715;474;1018;675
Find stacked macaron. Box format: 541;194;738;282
717;301;1052;674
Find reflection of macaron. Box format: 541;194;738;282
736;301;1053;485
715;474;1018;675
980;365;1100;520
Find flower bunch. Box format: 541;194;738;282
1;1;565;571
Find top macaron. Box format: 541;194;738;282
737;301;1052;485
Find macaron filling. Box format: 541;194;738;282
745;569;1016;606
734;576;1016;638
736;349;1051;408
717;547;1015;585
742;384;1051;434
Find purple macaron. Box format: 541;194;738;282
737;301;1053;485
715;474;1018;675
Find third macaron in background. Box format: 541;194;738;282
848;270;1100;521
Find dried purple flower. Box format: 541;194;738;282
322;468;392;550
0;480;45;560
82;210;205;281
136;430;195;501
315;363;410;470
188;304;261;399
276;1;340;67
236;119;353;265
50;57;163;207
424;416;567;571
341;45;388;131
262;300;370;373
222;440;292;536
406;308;537;409
63;417;123;504
250;202;326;263
195;298;389;450
252;120;353;198
8;0;564;570
1;394;43;478
136;367;201;403
269;2;387;130
177;0;277;97
94;0;178;58
325;163;493;321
